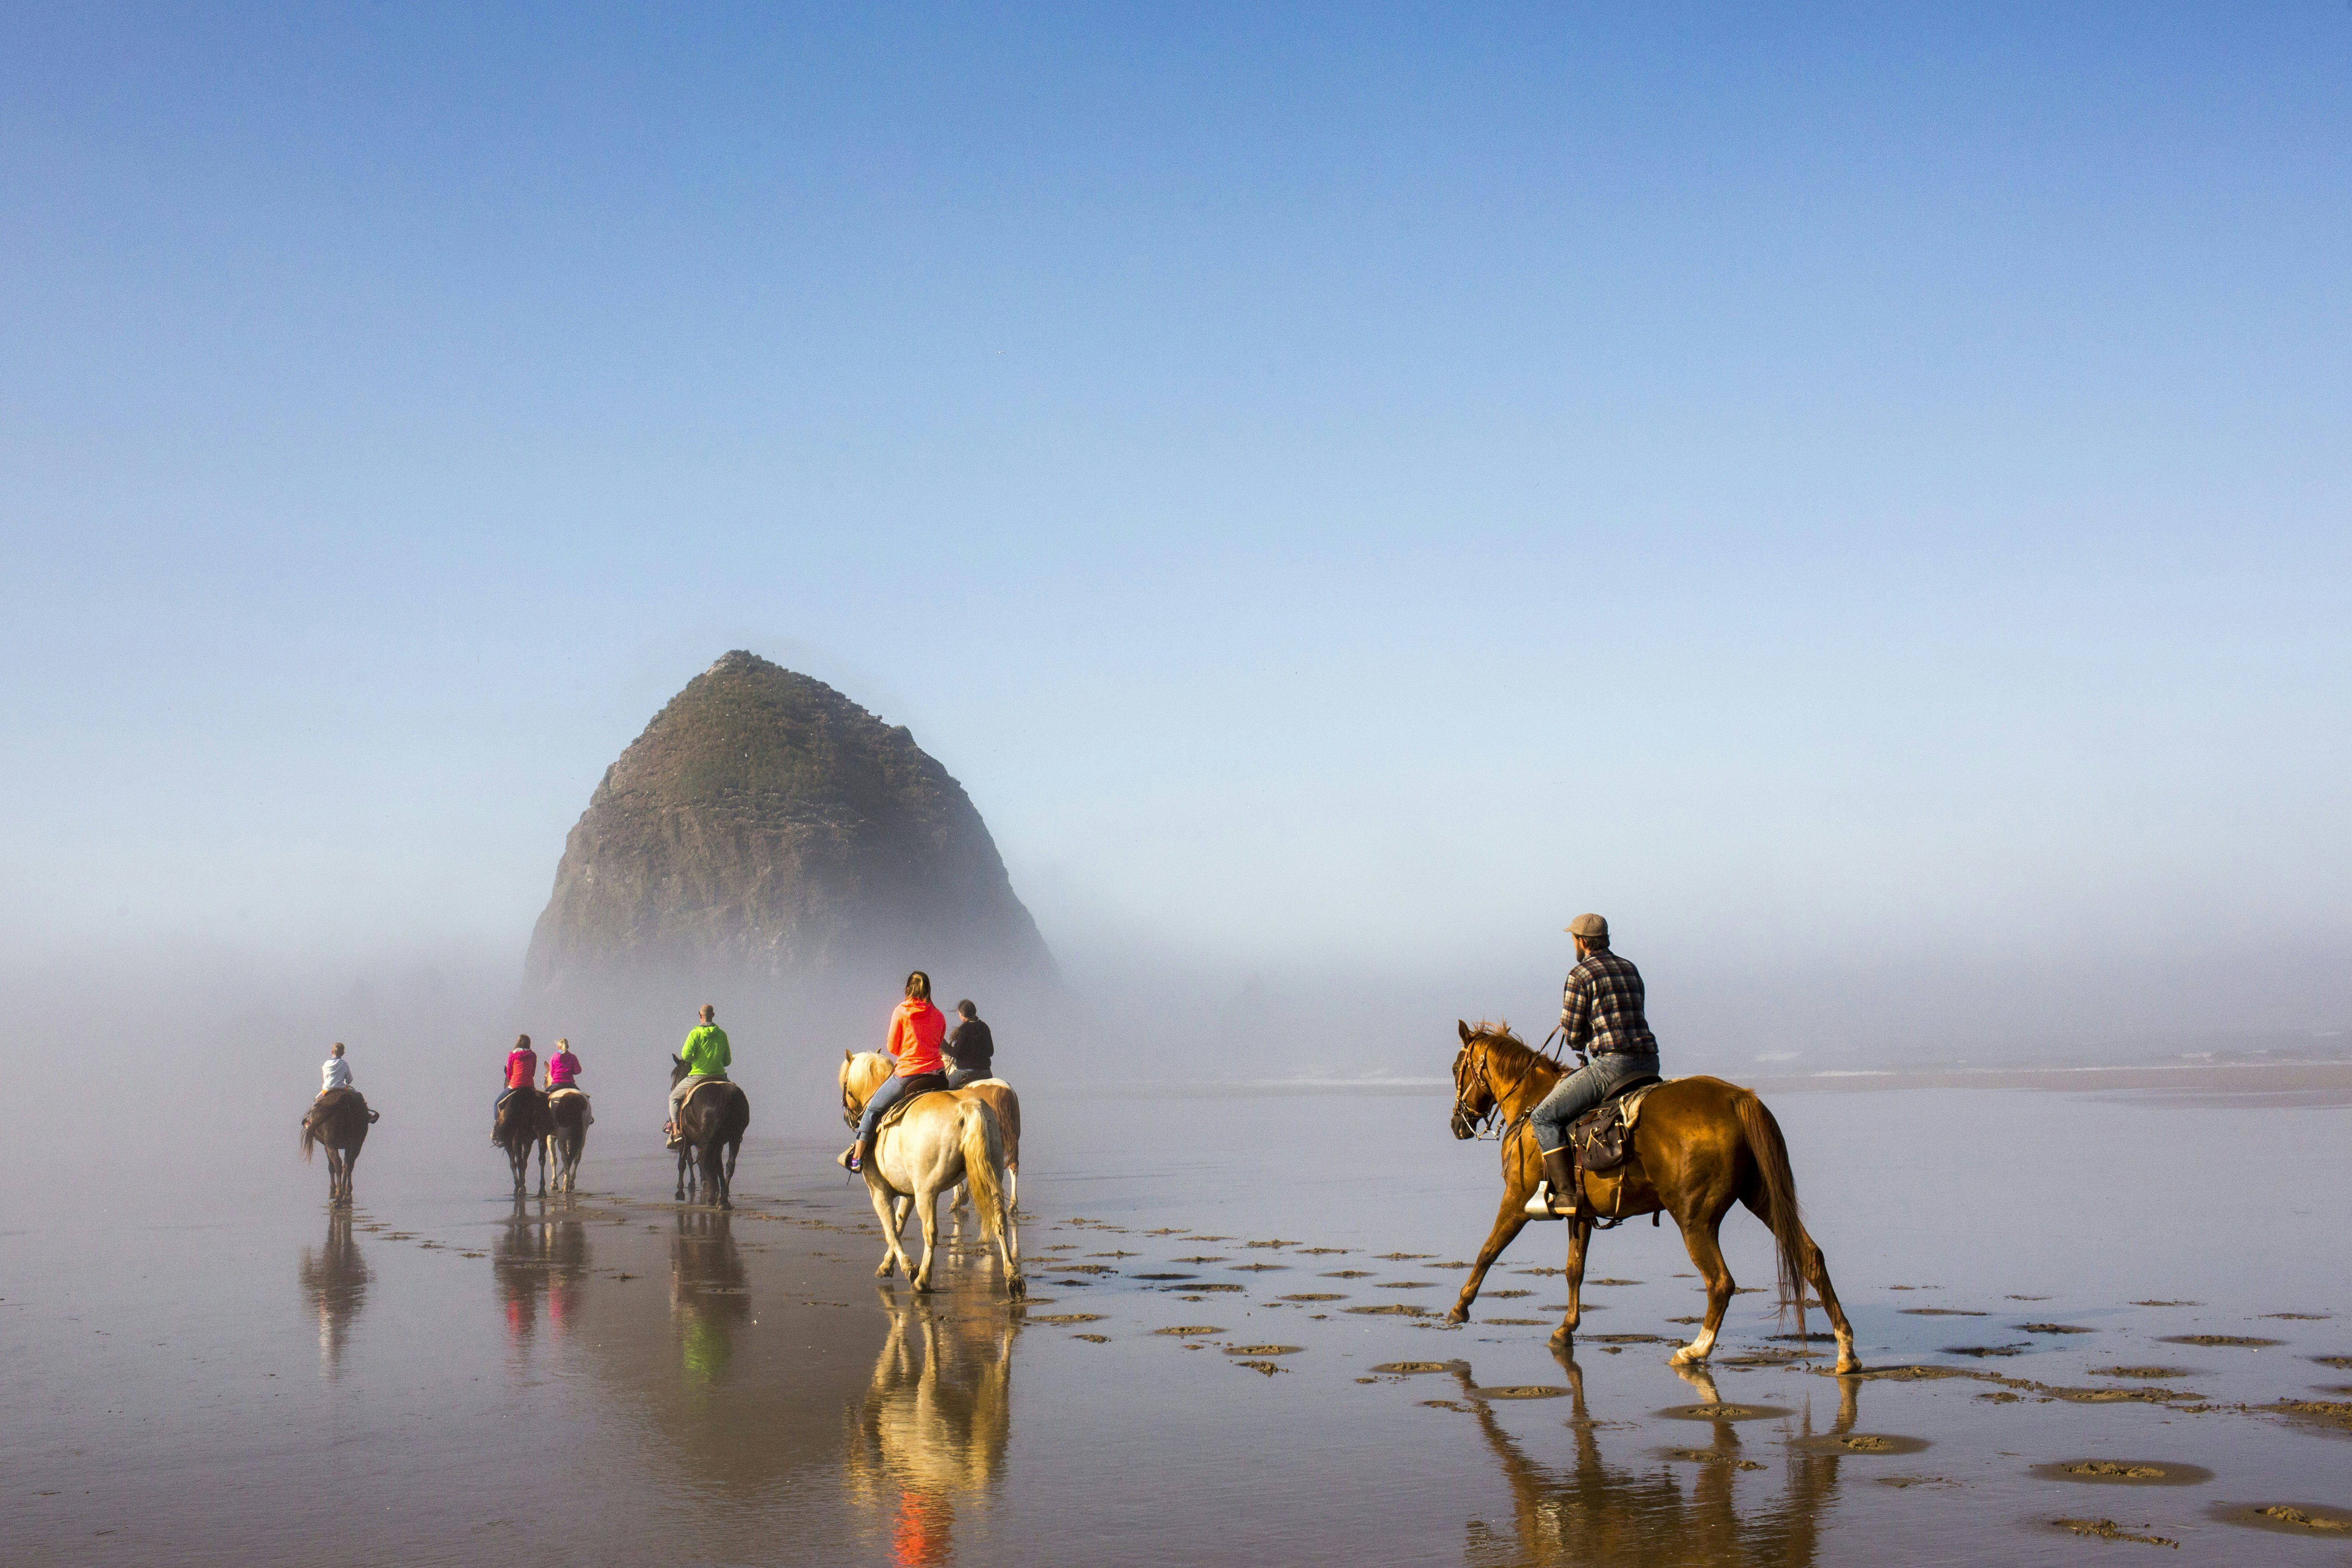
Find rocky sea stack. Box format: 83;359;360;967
524;652;1055;1027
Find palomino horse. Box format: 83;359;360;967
669;1058;749;1209
494;1087;553;1198
838;1051;1022;1296
300;1087;378;1206
841;1055;1022;1224
1447;1022;1859;1373
544;1090;589;1194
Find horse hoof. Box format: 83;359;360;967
1445;1307;1469;1325
1549;1329;1572;1349
1835;1354;1863;1375
1008;1277;1027;1300
1670;1346;1705;1366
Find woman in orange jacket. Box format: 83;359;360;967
840;970;950;1171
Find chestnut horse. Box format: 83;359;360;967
494;1087;553;1198
300;1087;378;1206
669;1058;749;1209
1447;1021;1859;1373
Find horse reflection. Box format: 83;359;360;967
1458;1351;1858;1568
846;1292;1016;1567
670;1210;750;1388
492;1200;594;1350
296;1212;371;1378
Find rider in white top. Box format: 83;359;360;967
320;1042;353;1095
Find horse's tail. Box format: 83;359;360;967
1733;1089;1810;1343
958;1102;1012;1253
300;1109;319;1164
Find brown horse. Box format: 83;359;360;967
670;1057;749;1209
545;1090;589;1194
1446;1021;1859;1373
494;1087;553;1198
300;1087;378;1206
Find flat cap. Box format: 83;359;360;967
1565;913;1609;939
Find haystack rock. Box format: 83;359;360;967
523;652;1056;1022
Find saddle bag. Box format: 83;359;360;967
1568;1076;1665;1174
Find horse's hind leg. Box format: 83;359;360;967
1552;1217;1594;1350
1740;1190;1859;1372
1671;1209;1737;1366
910;1186;941;1293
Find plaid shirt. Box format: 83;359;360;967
1561;949;1658;1058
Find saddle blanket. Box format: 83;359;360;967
1569;1078;1668;1174
875;1083;951;1134
678;1078;731;1114
548;1087;588;1104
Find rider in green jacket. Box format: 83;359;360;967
665;1004;731;1149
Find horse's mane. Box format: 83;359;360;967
1466;1021;1534;1061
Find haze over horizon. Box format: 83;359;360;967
5;6;2348;1074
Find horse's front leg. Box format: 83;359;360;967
1551;1217;1593;1349
867;1172;915;1280
1448;1194;1529;1324
674;1146;689;1202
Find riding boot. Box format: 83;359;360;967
1527;1146;1580;1220
664;1119;682;1151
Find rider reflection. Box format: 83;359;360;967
493;1201;595;1352
848;1291;1016;1567
669;1210;749;1388
296;1212;371;1379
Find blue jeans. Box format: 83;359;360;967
946;1066;990;1090
1530;1052;1661;1154
855;1071;948;1146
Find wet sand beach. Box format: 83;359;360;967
4;1073;2347;1566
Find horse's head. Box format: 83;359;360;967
839;1050;889;1128
669;1053;689;1089
1450;1019;1528;1140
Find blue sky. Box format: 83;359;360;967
4;4;2347;1058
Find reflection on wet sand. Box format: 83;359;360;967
1460;1354;1858;1568
848;1290;1017;1567
296;1212;371;1378
493;1199;594;1350
671;1209;751;1388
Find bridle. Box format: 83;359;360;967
1451;1033;1550;1142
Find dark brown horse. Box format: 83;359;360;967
670;1057;749;1209
1447;1021;1859;1372
545;1090;589;1194
299;1087;378;1206
494;1087;553;1198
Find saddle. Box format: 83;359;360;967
679;1078;731;1115
1566;1076;1666;1175
547;1086;588;1104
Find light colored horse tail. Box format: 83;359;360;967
957;1102;1016;1265
1733;1089;1810;1344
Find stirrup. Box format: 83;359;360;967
1524;1180;1578;1222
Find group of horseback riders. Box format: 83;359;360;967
314;979;1005;1166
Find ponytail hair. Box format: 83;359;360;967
904;970;932;1003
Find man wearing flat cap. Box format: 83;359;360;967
1527;913;1661;1219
